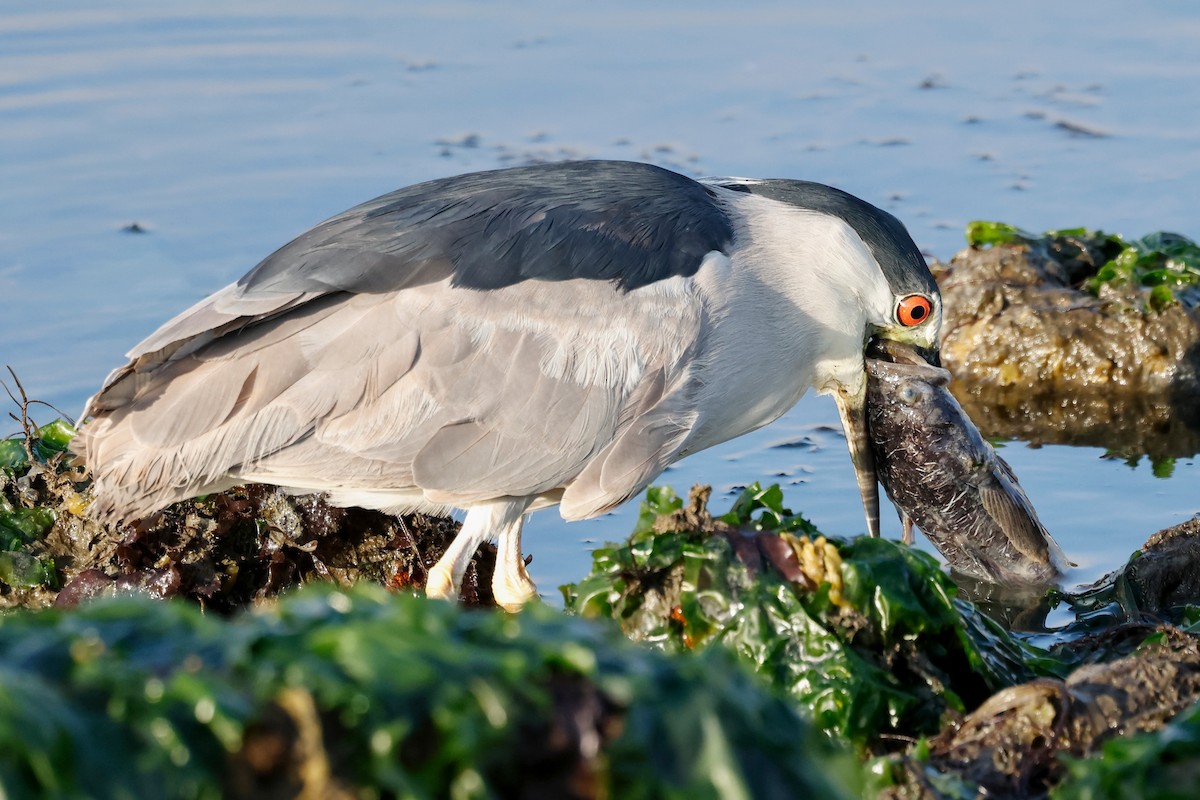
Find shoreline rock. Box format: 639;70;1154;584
934;240;1200;458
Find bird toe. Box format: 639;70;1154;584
425;562;459;602
492;567;538;612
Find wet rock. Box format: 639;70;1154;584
1;438;488;612
1055;517;1200;636
1124;517;1200;616
54;568;118;607
885;628;1200;799
936;243;1200;395
936;633;1200;796
112;565;182;599
934;243;1200;457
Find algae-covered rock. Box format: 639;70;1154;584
565;486;1200;797
1054;693;1200;800
877;628;1200;800
564;484;1040;752
0;418;492;612
937;233;1200;397
934;225;1200;460
0;417;74;601
0;583;857;799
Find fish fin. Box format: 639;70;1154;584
978;475;1051;564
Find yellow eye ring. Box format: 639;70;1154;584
896;294;932;327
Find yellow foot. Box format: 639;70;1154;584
493;567;538;612
424;562;458;602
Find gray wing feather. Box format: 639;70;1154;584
261;283;703;509
79;293;413;518
131;284;315;359
410;373;616;500
80;272;707;520
88;161;729;421
559;388;697;521
84;284;320;418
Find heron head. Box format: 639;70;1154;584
709;176;942;538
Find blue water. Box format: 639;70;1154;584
2;1;1197;594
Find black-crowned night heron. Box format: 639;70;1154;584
76;160;941;610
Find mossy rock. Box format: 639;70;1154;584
0;582;858;799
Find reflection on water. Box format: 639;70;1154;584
952;383;1200;462
952;573;1063;633
964;518;1200;647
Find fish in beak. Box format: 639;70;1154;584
835;338;941;538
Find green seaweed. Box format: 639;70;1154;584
0;497;54;549
1;417;74;469
0;419;74;591
718;481;820;535
0;440;28;474
564;484;1044;751
0;583;859;799
31;419;74;452
1087;231;1200;295
0;551;56;588
964;221;1200;306
964;220;1025;247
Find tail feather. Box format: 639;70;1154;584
76;292;409;523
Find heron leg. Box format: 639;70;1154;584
425;498;534;608
493;505;537;612
901;514;914;546
425;510;490;603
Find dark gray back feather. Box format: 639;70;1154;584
239;161;734;295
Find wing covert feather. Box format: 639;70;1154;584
82;271;707;519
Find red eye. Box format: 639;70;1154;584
897;294;932;327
